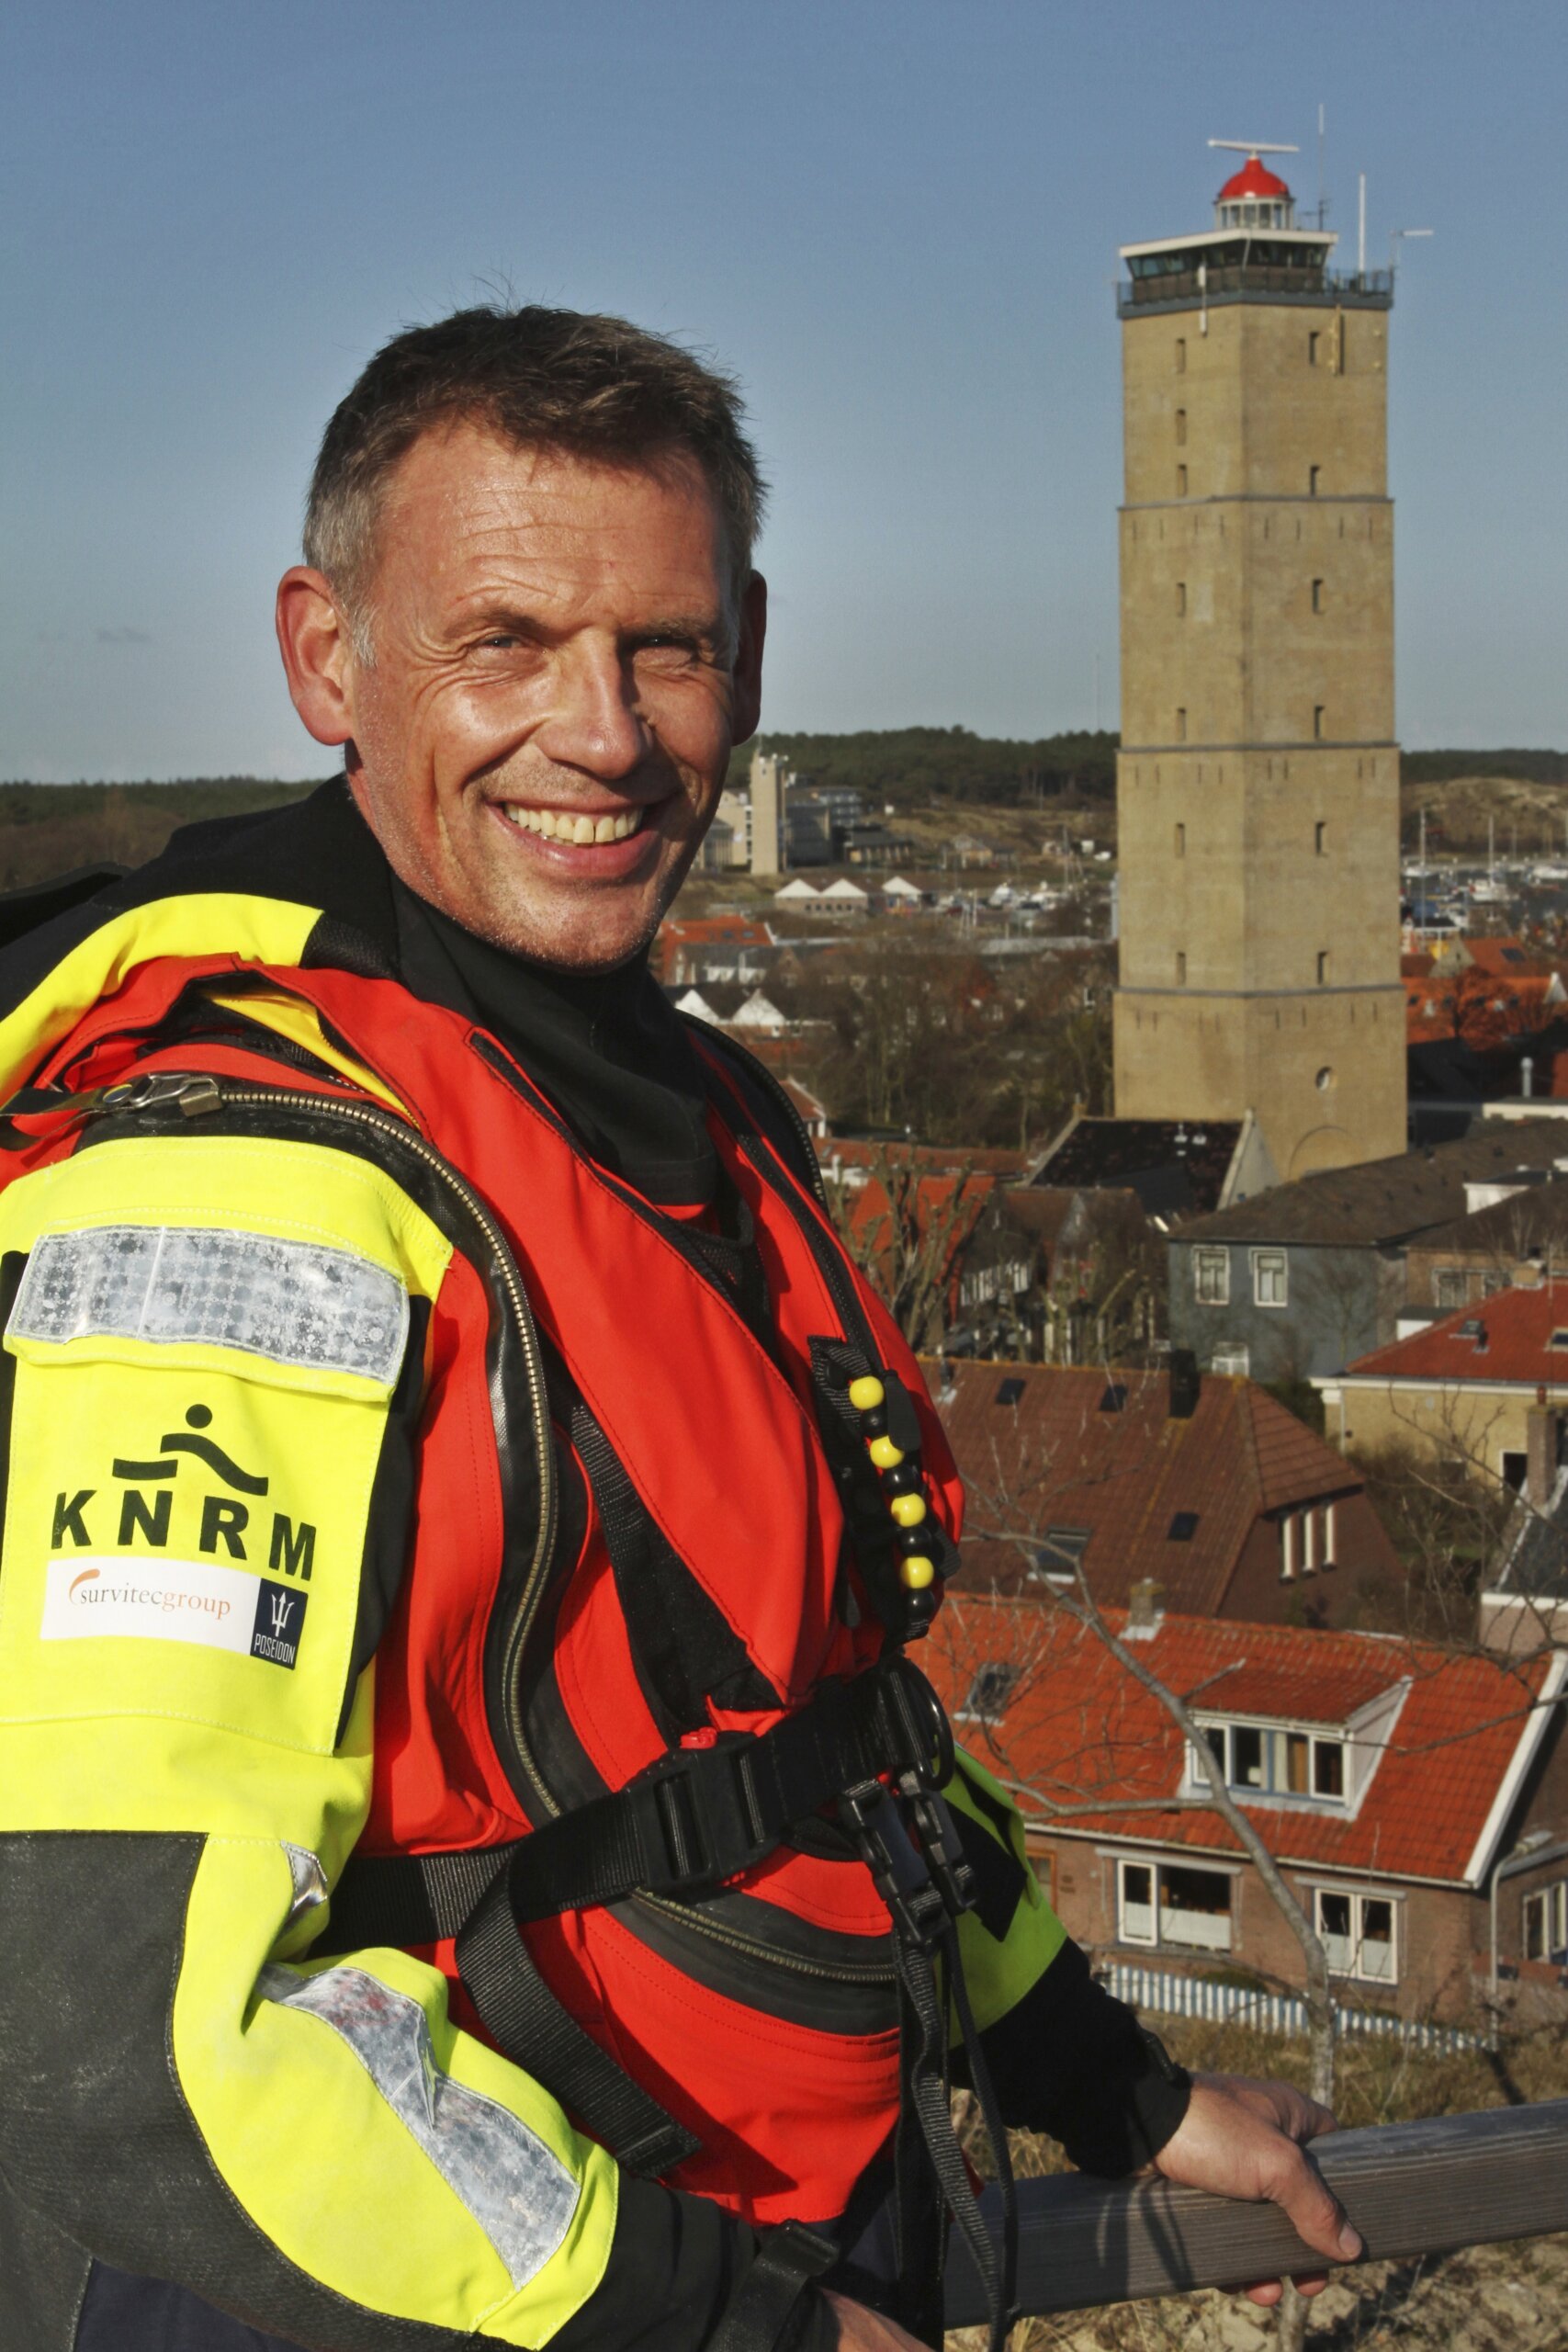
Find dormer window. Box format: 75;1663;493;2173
956;1662;1019;1723
1191;1718;1348;1804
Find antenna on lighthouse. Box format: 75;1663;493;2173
1316;103;1326;227
1207;140;1300;156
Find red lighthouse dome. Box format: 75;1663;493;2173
1213;153;1296;232
1217;154;1292;203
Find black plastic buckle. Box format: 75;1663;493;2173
626;1734;771;1899
839;1778;952;1952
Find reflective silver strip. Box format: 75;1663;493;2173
9;1226;408;1385
258;1963;579;2288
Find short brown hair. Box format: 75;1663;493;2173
303;304;766;648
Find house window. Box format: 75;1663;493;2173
1030;1526;1089;1584
1117;1859;1233;1953
1159;1863;1234;1951
1502;1450;1529;1492
1523;1880;1568;1963
1175;336;1187;374
1194;1722;1348;1805
955;1662;1019;1723
1176;463;1188;496
1434;1268;1470;1310
994;1376;1025;1406
1253;1250;1289;1308
1168;1510;1200;1542
1100;1383;1128;1413
1308;330;1321;367
1315;1888;1397;1983
1312;578;1325;614
1212;1340;1250;1376
1175;581;1187;616
1193;1246;1229;1305
1118;1860;1156;1945
1309;464;1322;495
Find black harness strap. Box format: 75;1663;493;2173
320;1663;942;1953
454;1862;700;2177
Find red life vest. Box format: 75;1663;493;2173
11;944;964;2228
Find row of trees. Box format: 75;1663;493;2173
779;936;1113;1151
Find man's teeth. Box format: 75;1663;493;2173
502;805;643;844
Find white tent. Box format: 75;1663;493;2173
882;876;921;901
673;987;720;1024
773;877;821;902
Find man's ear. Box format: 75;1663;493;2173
276;567;358;746
729;571;767;747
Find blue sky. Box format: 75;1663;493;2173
3;0;1563;780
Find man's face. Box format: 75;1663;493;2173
331;424;762;969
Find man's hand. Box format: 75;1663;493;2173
1150;2071;1363;2305
821;2288;929;2352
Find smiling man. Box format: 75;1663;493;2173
0;307;1356;2352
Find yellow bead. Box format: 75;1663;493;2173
867;1434;904;1470
848;1375;886;1412
890;1493;928;1528
899;1555;936;1590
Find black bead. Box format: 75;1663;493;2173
858;1406;890;1439
881;1461;922;1497
896;1521;931;1555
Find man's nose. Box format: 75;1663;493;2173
532;639;649;782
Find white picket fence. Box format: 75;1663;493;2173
1102;1961;1482;2055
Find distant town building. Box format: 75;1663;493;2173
931;1358;1399;1627
1112;148;1405;1180
1170;1119;1568;1382
749;746;784;876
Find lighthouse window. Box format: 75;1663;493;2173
1175;408;1188;447
1175;582;1187;617
1176;463;1188;496
1175;337;1187;374
1309;465;1322;496
1312;578;1325;614
1309;331;1321;367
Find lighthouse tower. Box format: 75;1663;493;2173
1111;148;1405;1179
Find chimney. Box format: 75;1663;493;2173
1128;1577;1164;1634
1527;1405;1558;1510
1168;1347;1201;1418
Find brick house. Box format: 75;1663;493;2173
927;1594;1568;2023
931;1358;1400;1627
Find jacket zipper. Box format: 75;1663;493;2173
633;1888;895;1984
92;1070;560;1821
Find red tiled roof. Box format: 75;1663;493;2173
1344;1278;1568;1386
821;1140;1027;1178
660;916;772;946
927;1594;1563;1885
1402;953;1436;980
1462;939;1542;978
930;1361;1374;1613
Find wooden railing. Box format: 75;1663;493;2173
943;2100;1568;2325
